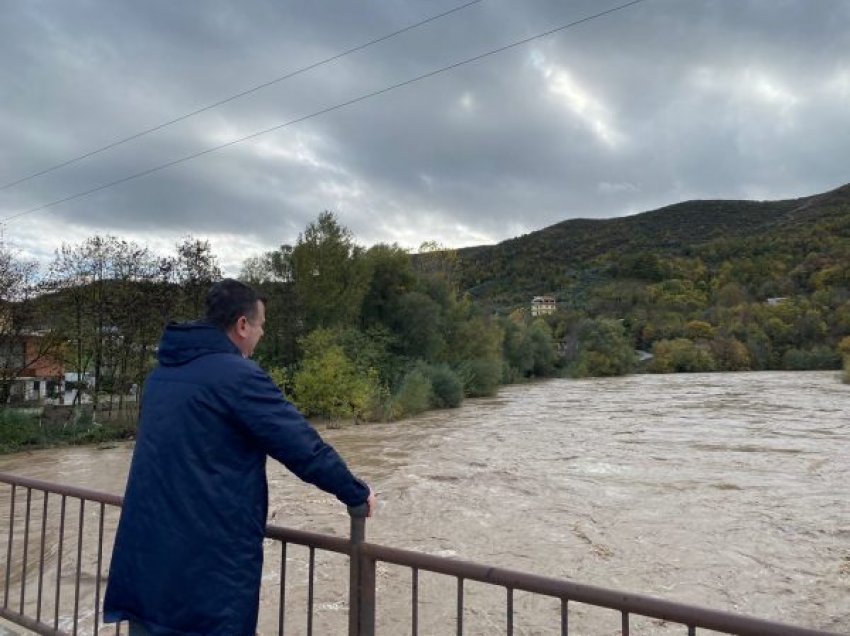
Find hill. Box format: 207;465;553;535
455;182;850;308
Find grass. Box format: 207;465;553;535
0;406;138;454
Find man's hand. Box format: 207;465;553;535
347;488;377;518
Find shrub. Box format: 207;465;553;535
266;366;291;392
72;412;137;444
0;409;42;452
458;357;502;397
709;336;751;371
782;346;841;370
649;338;716;373
569;318;635;378
685;320;716;340
421;363;463;408
361;380;393;422
292;345;378;420
390;369;433;418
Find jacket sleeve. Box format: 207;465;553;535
233;363;370;507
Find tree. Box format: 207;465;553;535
175;236;222;318
239;246;299;367
569;318;634;377
709;336;751;371
685;320;716;340
649;338;715;373
0;246;60;404
103;241;171;415
414;241;459;289
291;212;371;330
239;245;293;286
47;236;172;412
360;244;416;328
292;329;378;420
45;236;117;409
390;292;444;360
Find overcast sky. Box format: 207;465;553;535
1;0;848;274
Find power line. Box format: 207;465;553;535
0;0;485;192
2;0;646;224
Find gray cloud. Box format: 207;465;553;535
1;0;848;275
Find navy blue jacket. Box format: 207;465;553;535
103;322;369;635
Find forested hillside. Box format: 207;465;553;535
457;184;850;306
447;182;850;375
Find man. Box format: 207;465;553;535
104;279;375;635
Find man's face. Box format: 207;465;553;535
239;301;266;358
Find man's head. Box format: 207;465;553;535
204;279;266;358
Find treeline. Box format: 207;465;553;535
0;235;223;412
240;213;561;421
0;213;564;426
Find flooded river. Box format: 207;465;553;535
0;371;848;634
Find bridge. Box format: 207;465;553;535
0;472;840;635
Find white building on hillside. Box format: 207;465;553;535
531;296;557;317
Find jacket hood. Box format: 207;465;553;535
157;321;241;366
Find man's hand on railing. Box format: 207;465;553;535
348;487;377;518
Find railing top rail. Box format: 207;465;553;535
0;472;351;555
0;472;123;507
362;542;841;636
265;523;350;554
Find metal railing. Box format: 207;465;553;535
0;472;841;636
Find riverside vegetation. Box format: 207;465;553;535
0;182;848;451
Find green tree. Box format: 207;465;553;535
419;363;463;408
685;320;716;340
502;319;534;380
570;318;635;377
361;244;416;328
709;336;751;371
291;212;371;330
390;291;444;360
390;368;433;418
649;338;715;373
175;236;222;318
456;357;502;397
292;342;377;421
526;320;558;377
414;241;459;289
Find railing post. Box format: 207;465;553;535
348;514;376;636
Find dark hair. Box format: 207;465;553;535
204;279;266;330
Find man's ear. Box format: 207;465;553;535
235;316;248;336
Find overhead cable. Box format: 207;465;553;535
2;0;646;224
0;0;485;192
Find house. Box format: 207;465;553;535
0;331;64;403
531;296;557;317
766;297;788;306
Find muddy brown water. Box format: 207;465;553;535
0;371;847;634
